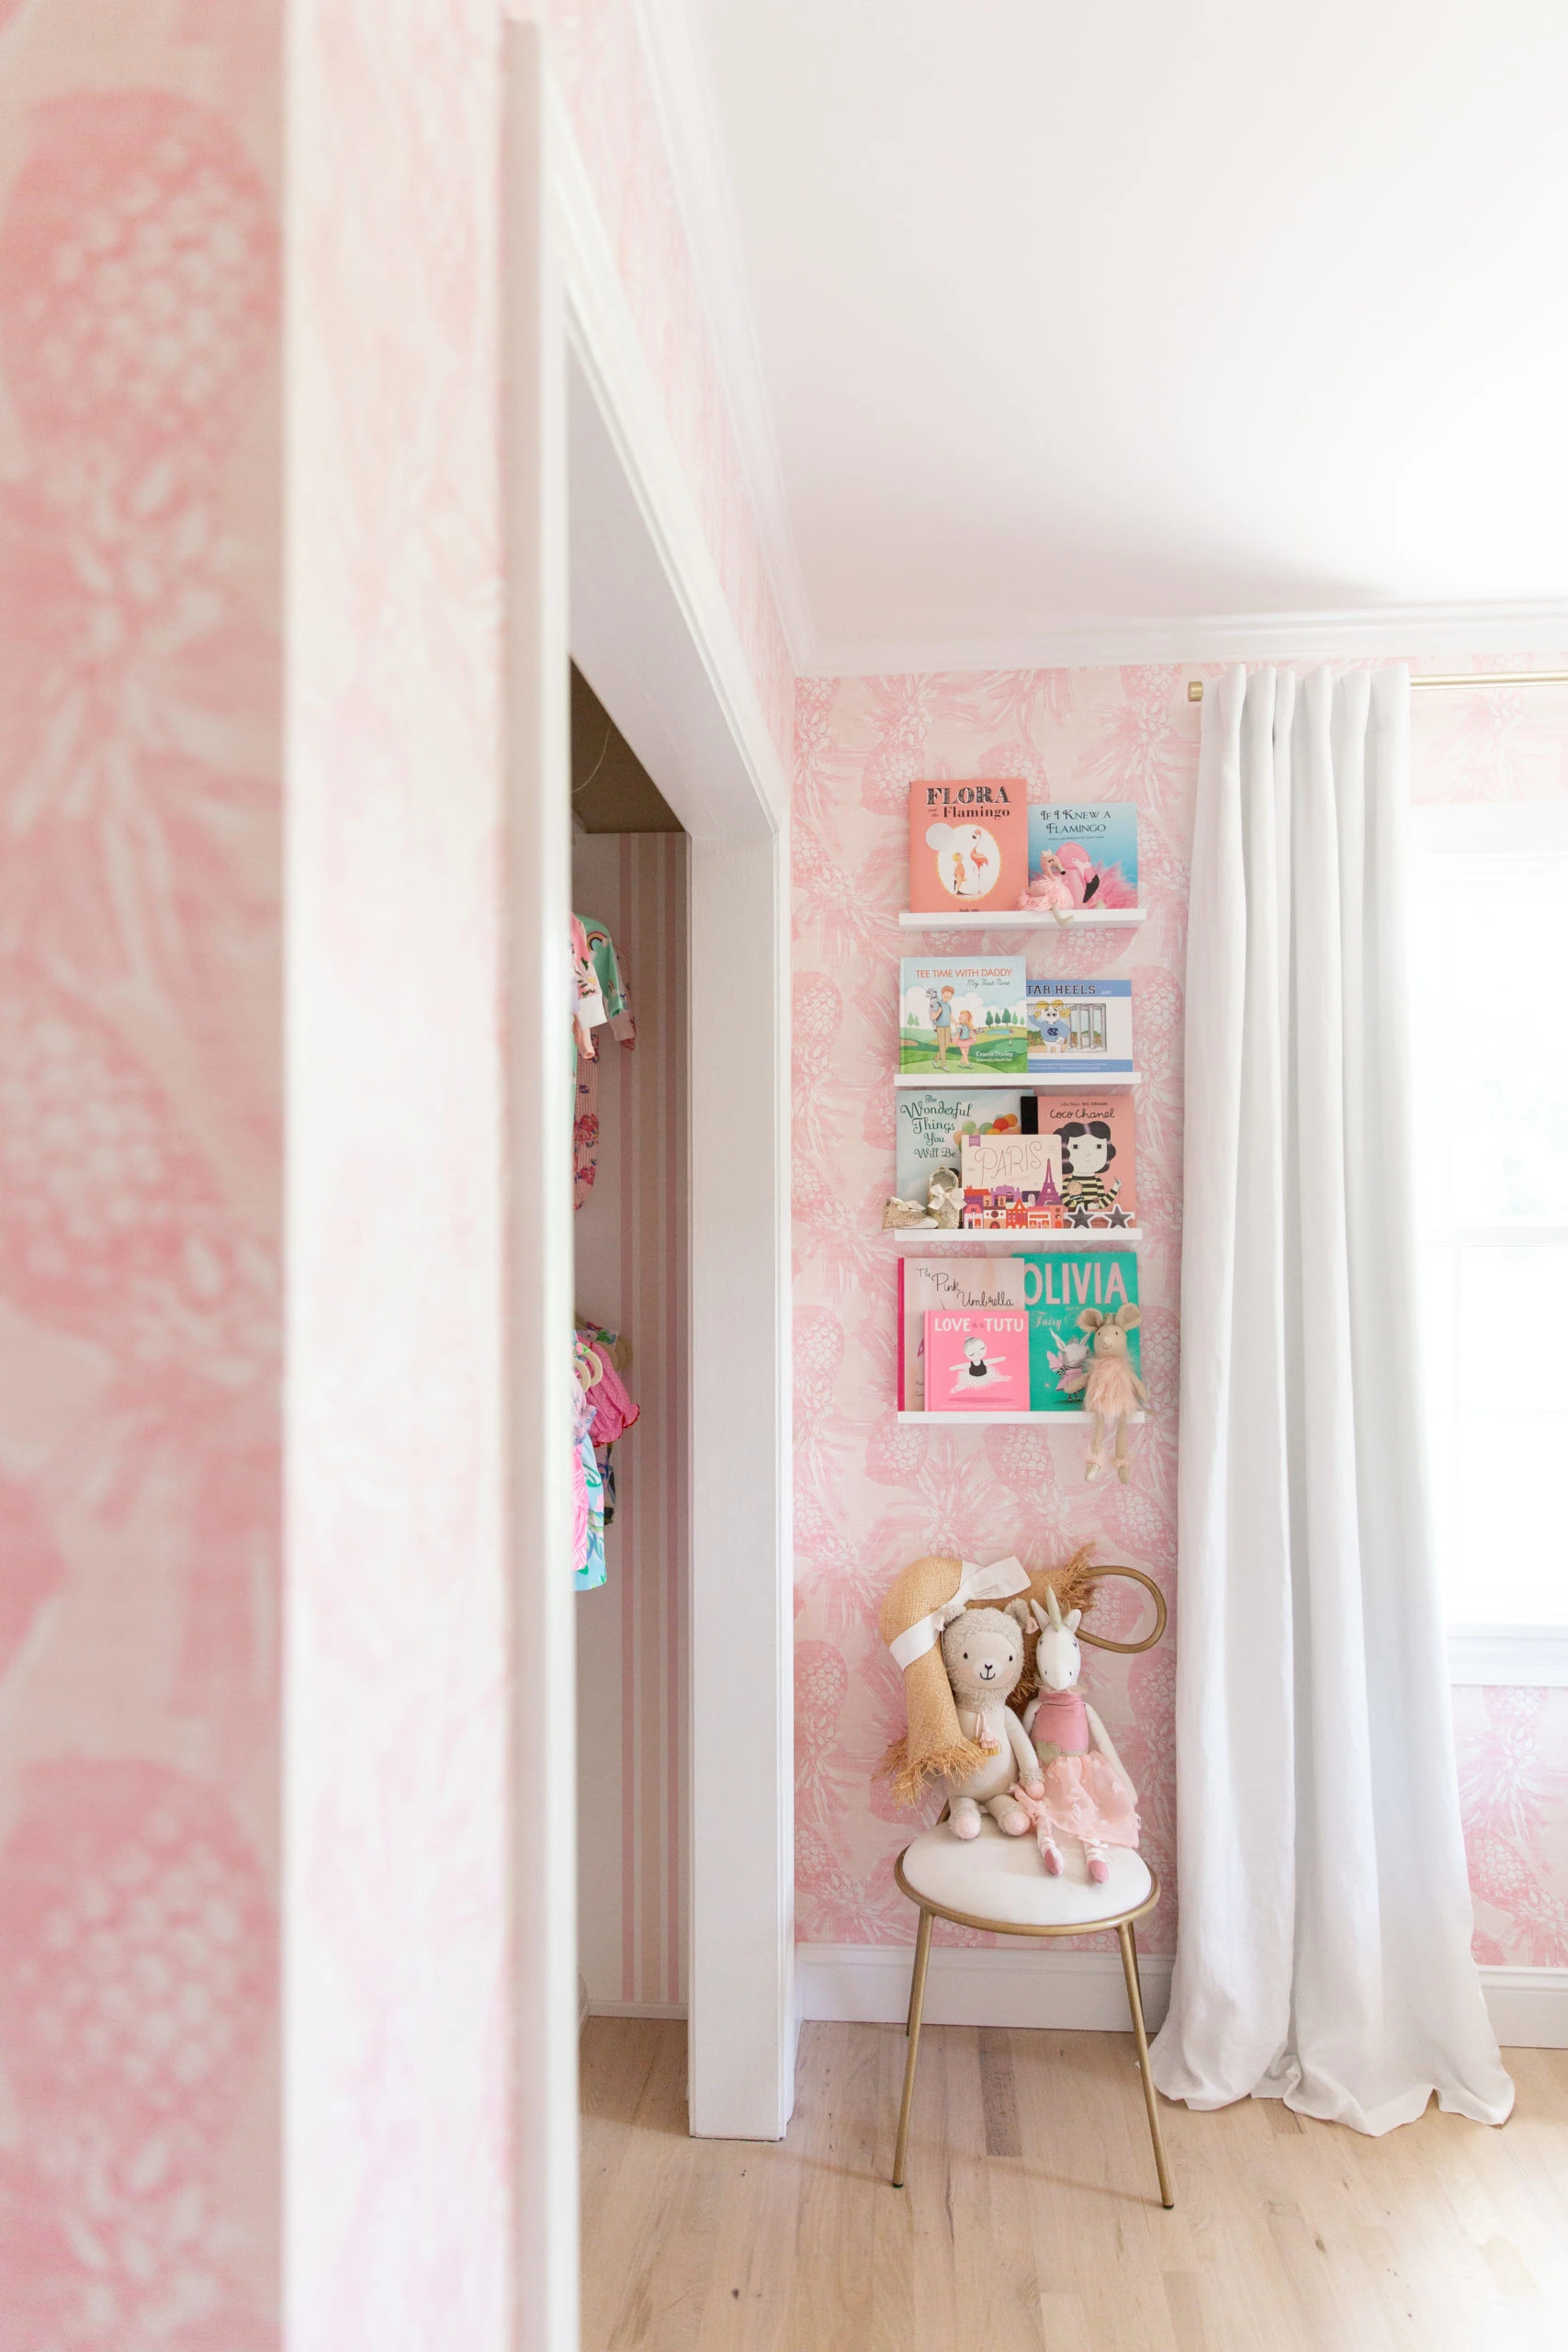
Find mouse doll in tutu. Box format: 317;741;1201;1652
1011;1582;1139;1883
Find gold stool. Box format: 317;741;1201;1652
891;1820;1172;2208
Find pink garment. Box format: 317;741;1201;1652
1020;1686;1139;1849
586;1354;638;1445
1084;1350;1143;1419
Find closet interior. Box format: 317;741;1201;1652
570;661;691;2025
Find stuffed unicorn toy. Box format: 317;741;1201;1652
1010;1586;1139;1883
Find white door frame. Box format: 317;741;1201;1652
551;86;795;2141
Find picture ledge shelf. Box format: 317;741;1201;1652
898;908;1146;930
897;1409;1147;1426
882;1227;1143;1250
895;1070;1141;1090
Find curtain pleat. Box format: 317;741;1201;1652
1151;664;1512;2132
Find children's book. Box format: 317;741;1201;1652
900;956;1028;1076
1013;1250;1141;1410
895;1091;1026;1206
1026;805;1139;908
922;1311;1030;1411
1040;1092;1138;1228
959;1130;1066;1230
1026;977;1134;1075
908;780;1029;912
897;1257;1028;1410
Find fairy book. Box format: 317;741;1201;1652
1013;1250;1141;1410
895;1091;1026;1205
899;956;1028;1076
897;1256;1027;1410
1025;804;1139;908
922;1311;1030;1411
908;779;1028;913
1041;1092;1137;1228
1026;977;1134;1075
958;1130;1065;1230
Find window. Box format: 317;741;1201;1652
1408;801;1568;1685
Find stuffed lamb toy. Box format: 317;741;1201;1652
938;1604;1043;1838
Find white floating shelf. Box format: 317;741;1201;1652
882;1227;1143;1251
898;908;1146;930
897;1410;1147;1426
895;1070;1141;1090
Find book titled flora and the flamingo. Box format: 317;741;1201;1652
907;779;1028;911
1026;976;1134;1074
899;956;1028;1075
921;1310;1030;1409
1018;803;1139;915
1044;1092;1137;1228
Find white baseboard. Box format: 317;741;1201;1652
796;1941;1173;2033
585;1999;688;2021
1479;1967;1568;2049
795;1946;1568;2051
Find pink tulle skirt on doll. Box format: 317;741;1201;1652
1013;1753;1139;1853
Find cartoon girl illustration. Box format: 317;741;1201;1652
952;1334;1010;1394
1055;1119;1122;1223
953;1003;976;1066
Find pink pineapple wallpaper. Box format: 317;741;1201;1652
792;662;1568;1971
0;2;284;2341
540;0;795;762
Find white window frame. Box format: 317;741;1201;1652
1408;804;1568;1689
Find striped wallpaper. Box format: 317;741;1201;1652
572;832;690;2012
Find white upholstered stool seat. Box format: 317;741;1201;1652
897;1817;1154;1929
890;1819;1172;2208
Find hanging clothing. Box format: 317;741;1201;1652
572;914;636;1209
1151;664;1511;2134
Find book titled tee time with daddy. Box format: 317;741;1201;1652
900;956;1028;1076
908;779;1028;912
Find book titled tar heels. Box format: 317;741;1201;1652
1025;977;1134;1075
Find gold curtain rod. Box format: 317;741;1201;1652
1187;670;1568;704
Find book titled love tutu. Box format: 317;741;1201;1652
922;1310;1029;1410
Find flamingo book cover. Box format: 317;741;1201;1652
908;779;1028;911
1025;804;1139;909
922;1310;1030;1410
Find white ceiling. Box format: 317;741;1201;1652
669;0;1568;669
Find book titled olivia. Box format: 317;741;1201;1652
1026;977;1134;1074
1014;1249;1141;1410
922;1311;1029;1409
908;779;1028;912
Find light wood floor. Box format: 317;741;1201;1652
581;2018;1568;2352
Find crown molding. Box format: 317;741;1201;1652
803;600;1568;679
628;0;816;670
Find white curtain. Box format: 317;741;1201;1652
1150;664;1512;2132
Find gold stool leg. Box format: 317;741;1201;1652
1117;1920;1173;2210
892;1907;933;2188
